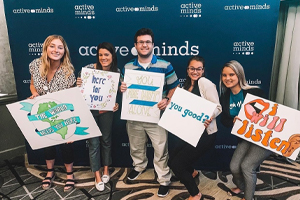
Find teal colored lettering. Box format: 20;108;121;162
182;109;189;117
169;102;182;112
202;115;209;123
197;113;204;121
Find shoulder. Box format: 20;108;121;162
29;58;41;67
198;77;215;88
29;58;42;73
154;56;171;69
84;63;95;69
124;58;137;69
243;88;265;98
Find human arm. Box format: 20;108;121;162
198;78;222;119
113;103;119;112
76;77;82;87
29;76;39;99
119;82;127;93
157;86;178;110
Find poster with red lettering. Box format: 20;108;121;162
232;94;300;160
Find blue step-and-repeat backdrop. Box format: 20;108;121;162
4;0;280;170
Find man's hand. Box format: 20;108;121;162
157;98;169;110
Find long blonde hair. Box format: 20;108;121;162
40;35;74;78
220;60;258;94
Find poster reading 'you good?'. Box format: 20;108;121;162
80;68;120;111
121;69;164;123
232;94;300;161
6;88;102;150
158;88;217;147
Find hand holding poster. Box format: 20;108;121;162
80;68;120;111
121;69;164;123
6;87;102;150
232;94;300;160
158;88;217;147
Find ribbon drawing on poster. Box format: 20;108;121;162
80;68;120;111
121;69;164;123
232;93;300;160
6;88;102;150
158;88;217;147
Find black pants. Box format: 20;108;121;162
44;143;74;164
168;131;216;196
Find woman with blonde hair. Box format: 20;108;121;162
29;35;76;192
219;60;272;200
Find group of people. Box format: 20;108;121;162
28;28;271;200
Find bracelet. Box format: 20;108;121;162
164;96;170;101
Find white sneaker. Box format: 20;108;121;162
95;180;105;191
102;175;110;183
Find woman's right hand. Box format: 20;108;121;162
76;77;82;87
28;92;39;99
120;82;127;93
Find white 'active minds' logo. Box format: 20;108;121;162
180;2;202;18
79;41;199;57
75;4;95;19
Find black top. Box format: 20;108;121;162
189;81;201;97
219;88;266;128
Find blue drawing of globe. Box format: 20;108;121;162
30;99;76;141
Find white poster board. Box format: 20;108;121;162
80;68;120;111
6;87;102;150
158;88;217;147
232;93;300;160
121;69;164;123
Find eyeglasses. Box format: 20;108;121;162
188;67;203;72
136;40;153;45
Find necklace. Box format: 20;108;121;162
43;65;60;94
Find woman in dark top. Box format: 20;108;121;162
219;60;272;200
168;56;222;200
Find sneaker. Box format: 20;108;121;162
102;174;110;183
95;180;105;191
157;185;169;197
127;169;146;180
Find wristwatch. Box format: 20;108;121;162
164;96;170;101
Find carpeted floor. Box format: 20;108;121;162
1;155;300;200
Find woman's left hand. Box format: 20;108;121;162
204;118;212;128
113;103;119;112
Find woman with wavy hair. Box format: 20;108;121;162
29;35;76;192
77;42;119;191
219;60;272;200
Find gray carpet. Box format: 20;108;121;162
1;155;300;200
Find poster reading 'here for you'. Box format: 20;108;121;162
121;69;164;123
80;67;120;111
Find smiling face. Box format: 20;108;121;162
221;66;241;92
46;39;65;61
187;60;204;82
134;35;153;59
98;48;112;70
